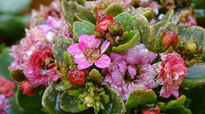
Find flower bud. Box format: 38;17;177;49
84;96;94;106
185;39;198;55
160;30;179;48
108;22;123;35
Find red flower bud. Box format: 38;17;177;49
67;68;88;85
96;10;114;35
160;30;179;47
20;80;35;96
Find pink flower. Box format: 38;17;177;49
0;76;15;97
24;44;60;87
103;44;158;100
0;95;10;112
67;35;111;69
160;30;179;47
156;52;188;98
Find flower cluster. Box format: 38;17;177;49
8;0;203;113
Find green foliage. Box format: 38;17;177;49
16;87;44;110
87;69;103;84
162;9;174;22
125;89;157;110
112;30;139;52
130;7;154;22
73;21;95;42
102;86;126;114
114;12;136;32
52;36;74;62
103;3;125;17
134;14;156;51
61;0;96;30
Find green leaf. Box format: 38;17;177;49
184;63;205;82
114;12;136;32
52;36;74;62
162;9;174;22
16;87;43;110
0;0;31;14
103;3;125;17
130;7;154;22
134;14;156;51
101;86;126;114
178;24;205;50
73;21;95;42
160;95;186;111
61;0;96;30
60;91;87;113
112;30;139;52
0;48;13;81
125;89;157;110
152;20;167;35
87;69;103;84
42;85;68;114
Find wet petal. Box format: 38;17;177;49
95;54;111;68
79;35;101;48
77;60;93;70
100;40;110;54
128;65;137;79
67;43;82;55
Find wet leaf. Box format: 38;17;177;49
73;21;95;42
114;12;136;32
131;7;154;22
156;22;178;39
160;95;186;111
101;86;126;114
125;89;157;110
16;87;43;110
178;24;205;50
60;91;87;113
87;69;103;84
103;3;125;17
134;14;156;51
152;20;167;35
42;84;67;114
162;9;174;22
112;30;139;52
61;0;96;30
52;36;74;62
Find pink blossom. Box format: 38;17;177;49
103;44;158;100
0;76;15;97
24;44;60;87
0;95;10;113
156;52;188;98
67;35;111;69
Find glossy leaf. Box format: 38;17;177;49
112;30;139;52
73;21;95;42
152;20;167;35
156;22;178;39
178;24;205;49
162;9;174;22
160;95;186;111
61;0;96;30
114;12;136;32
52;36;74;62
101;86;126;114
103;3;125;17
60;91;86;113
134;14;156;51
16;87;43;110
87;69;103;84
42;85;67;114
125;89;157;110
131;7;154;22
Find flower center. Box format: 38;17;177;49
41;56;55;70
84;48;101;61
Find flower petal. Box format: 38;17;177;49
95;54;111;68
77;60;93;70
128;65;137;79
79;35;101;48
74;54;87;64
100;40;110;54
67;43;82;55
